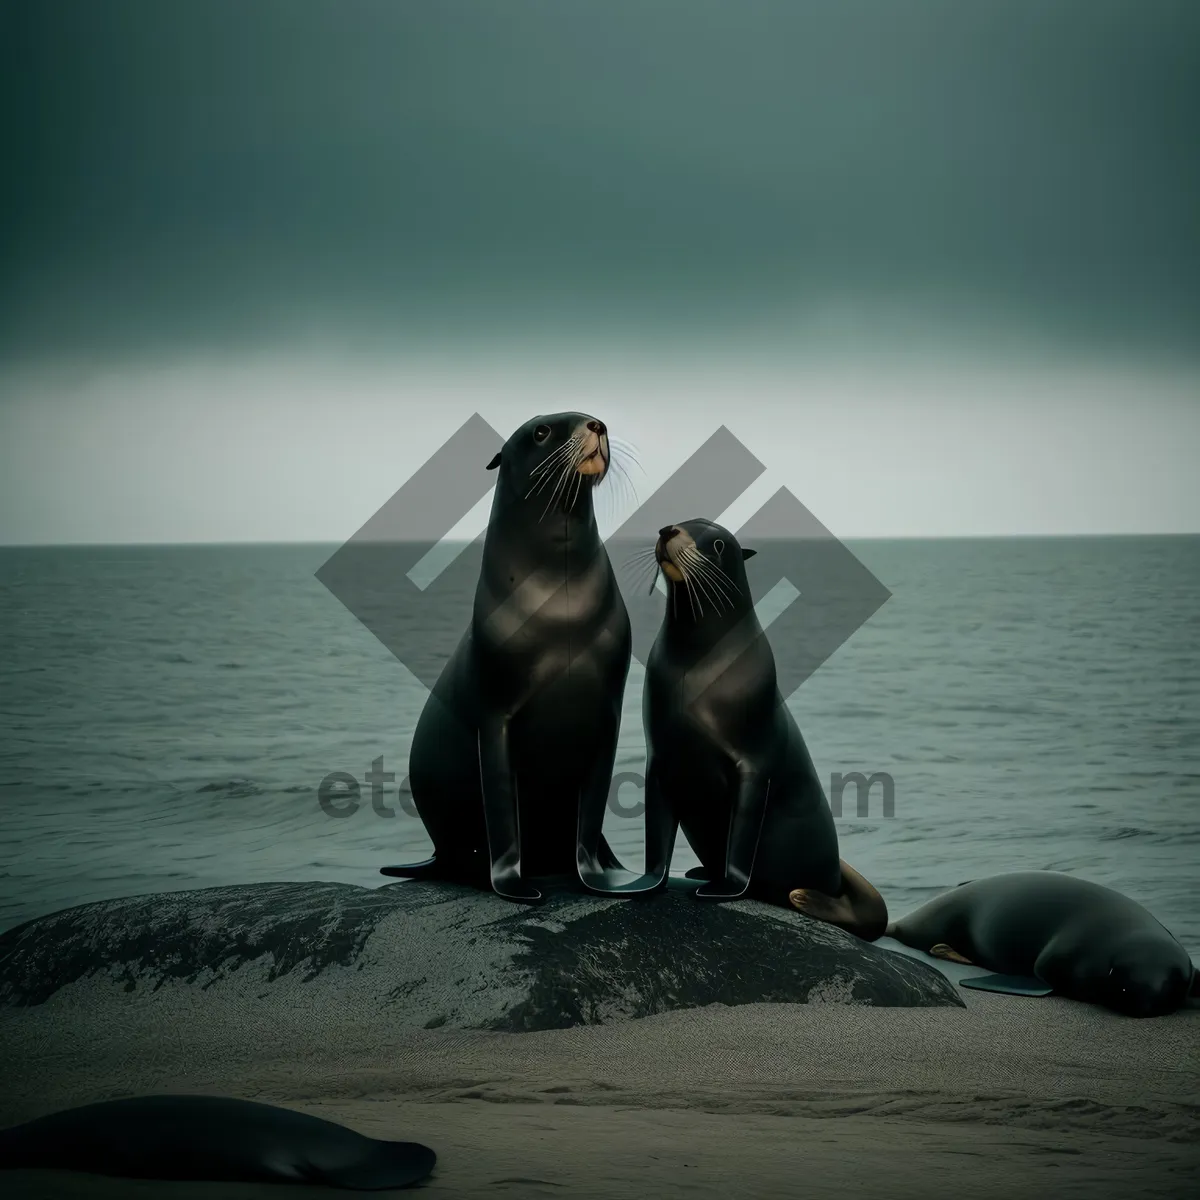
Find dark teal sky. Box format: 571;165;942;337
2;2;1198;542
3;0;1198;362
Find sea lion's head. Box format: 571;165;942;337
655;519;757;617
486;413;611;514
1095;936;1193;1018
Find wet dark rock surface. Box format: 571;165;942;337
0;877;963;1028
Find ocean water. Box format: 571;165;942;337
1;537;1197;952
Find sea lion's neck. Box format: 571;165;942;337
661;586;760;648
485;482;604;567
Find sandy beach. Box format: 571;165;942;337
2;960;1196;1199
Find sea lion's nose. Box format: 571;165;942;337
659;526;679;540
587;420;606;435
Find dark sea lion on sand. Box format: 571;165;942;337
381;412;644;903
887;870;1199;1017
0;1094;436;1189
635;518;888;939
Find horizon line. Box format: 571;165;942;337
2;531;1199;550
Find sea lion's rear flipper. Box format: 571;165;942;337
322;1139;437;1191
379;857;443;880
929;942;975;965
683;866;711;881
790;861;888;942
959;974;1053;998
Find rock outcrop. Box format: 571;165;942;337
0;877;963;1029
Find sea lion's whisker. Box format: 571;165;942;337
698;551;742;594
680;548;731;607
540;441;590;519
526;438;584;499
528;456;577;493
686;553;740;606
671;560;703;620
529;437;581;479
567;467;585;513
609;446;640;478
624;555;660;598
546;442;586;497
626;564;661;590
526;456;573;499
616;466;639;513
607;436;644;469
683;557;727;615
535;461;571;514
539;462;576;519
683;548;741;602
530;435;583;476
675;571;693;619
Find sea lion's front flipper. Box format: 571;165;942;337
597;833;625;872
929;942;975;965
694;772;769;901
579;758;675;896
959;974;1054;998
477;724;542;904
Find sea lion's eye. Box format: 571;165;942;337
533;425;552;443
713;539;725;557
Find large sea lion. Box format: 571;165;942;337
0;1094;436;1189
636;518;888;939
381;412;642;904
887;871;1199;1017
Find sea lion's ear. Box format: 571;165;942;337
486;452;502;471
741;547;757;560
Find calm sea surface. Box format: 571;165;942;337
1;537;1197;951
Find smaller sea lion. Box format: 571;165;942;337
639;519;888;940
887;870;1199;1017
0;1094;436;1189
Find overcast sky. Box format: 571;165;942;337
2;1;1198;542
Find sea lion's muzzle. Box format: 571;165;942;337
656;526;687;582
576;419;608;477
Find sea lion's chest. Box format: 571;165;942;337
475;557;628;658
644;639;773;764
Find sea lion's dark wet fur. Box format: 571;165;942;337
0;1094;436;1189
888;871;1198;1017
381;412;639;903
639;519;887;938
